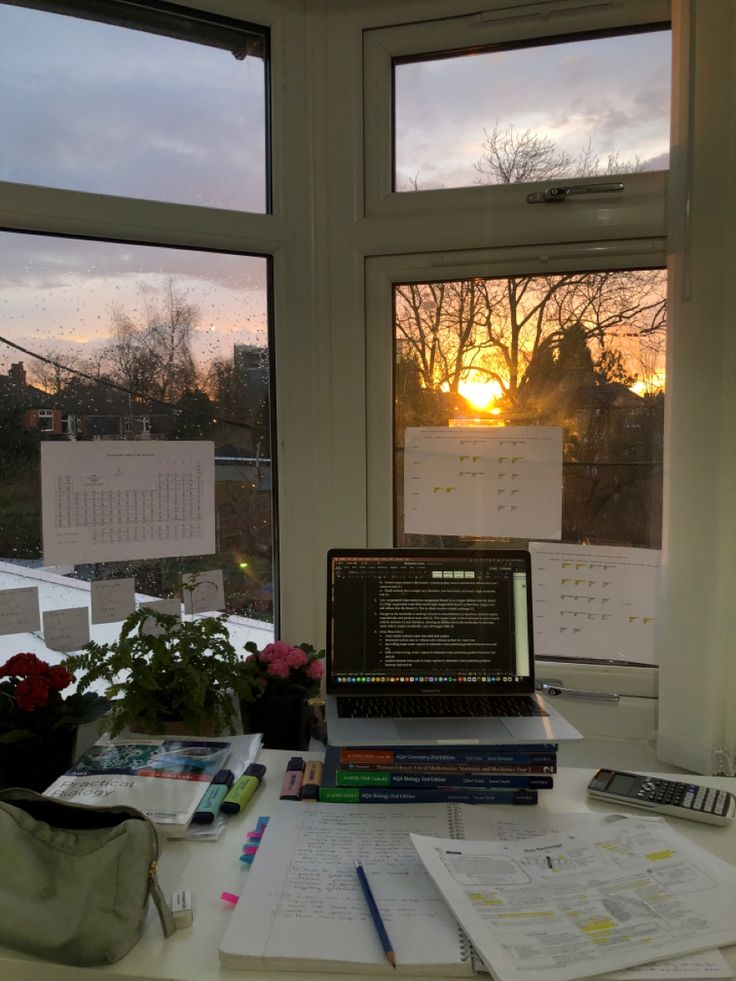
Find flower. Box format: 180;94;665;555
0;652;108;745
241;641;325;700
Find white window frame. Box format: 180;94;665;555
0;0;323;641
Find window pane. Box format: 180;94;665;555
0;231;274;624
394;29;670;191
394;268;666;550
0;3;267;211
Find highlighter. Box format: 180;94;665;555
280;756;305;800
301;760;323;801
220;763;267;815
192;769;235;824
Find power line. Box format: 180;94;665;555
0;333;264;432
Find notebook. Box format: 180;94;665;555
325;547;581;746
218;802;492;975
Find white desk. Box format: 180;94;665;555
2;751;735;981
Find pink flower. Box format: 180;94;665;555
266;659;290;679
306;660;324;681
286;649;308;669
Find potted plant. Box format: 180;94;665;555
65;608;255;738
0;652;108;791
239;640;325;750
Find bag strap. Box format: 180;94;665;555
148;860;177;938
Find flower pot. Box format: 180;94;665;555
0;728;77;793
241;695;313;751
129;718;217;737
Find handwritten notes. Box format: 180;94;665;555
90;578;136;624
40;441;216;566
140;599;182;636
404;427;563;539
182;569;225;614
42;607;90;652
0;586;41;636
219;804;478;972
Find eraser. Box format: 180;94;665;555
220;891;239;905
171;889;194;928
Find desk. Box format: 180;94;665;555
1;752;735;981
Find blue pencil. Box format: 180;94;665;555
355;860;396;968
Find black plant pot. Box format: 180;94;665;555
241;695;313;751
0;728;77;793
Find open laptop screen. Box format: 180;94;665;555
327;548;534;696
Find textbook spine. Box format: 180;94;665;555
334;770;553;789
341;761;556;774
339;749;557;765
318;787;539;805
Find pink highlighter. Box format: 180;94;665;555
279;756;304;800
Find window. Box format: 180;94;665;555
37;408;54;431
394;269;667;553
394;29;671;192
0;230;274;621
0;2;268;211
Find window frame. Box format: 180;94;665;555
0;0;321;641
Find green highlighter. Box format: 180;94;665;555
220;763;267;815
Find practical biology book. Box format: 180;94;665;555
220;802;496;975
44;737;232;835
319;747;544;804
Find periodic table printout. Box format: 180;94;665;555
41;441;216;566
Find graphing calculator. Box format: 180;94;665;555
587;768;736;826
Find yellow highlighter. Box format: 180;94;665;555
220;764;267;815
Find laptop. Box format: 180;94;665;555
325;547;582;746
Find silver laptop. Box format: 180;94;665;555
325;548;582;746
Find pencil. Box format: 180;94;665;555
355;859;396;968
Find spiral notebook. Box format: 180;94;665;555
218;802;492;974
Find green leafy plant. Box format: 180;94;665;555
0;652;108;745
241;641;325;701
66;608;256;738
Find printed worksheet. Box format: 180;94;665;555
412;817;736;981
41;441;215;566
404;427;563;539
529;542;660;663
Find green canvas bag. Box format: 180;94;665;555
0;787;176;966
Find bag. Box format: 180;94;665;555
0;787;176;966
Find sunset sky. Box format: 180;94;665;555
0;5;670;381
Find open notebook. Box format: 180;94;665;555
218;802;496;975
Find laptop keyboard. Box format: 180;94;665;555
336;694;548;719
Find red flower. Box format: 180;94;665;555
14;676;51;712
0;652;49;678
46;665;74;692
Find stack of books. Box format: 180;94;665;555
319;742;557;805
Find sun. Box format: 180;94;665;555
458;378;504;411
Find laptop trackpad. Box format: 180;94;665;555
393;718;511;742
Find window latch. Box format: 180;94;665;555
526;182;625;204
536;679;620;702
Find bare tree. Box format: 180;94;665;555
102;278;199;403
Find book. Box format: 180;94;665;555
323;747;552;792
43;736;255;836
319;786;538;804
341;760;557;774
411;817;736;981
219;802;504;975
334;770;553;789
339;745;557;765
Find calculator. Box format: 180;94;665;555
587;768;736;826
